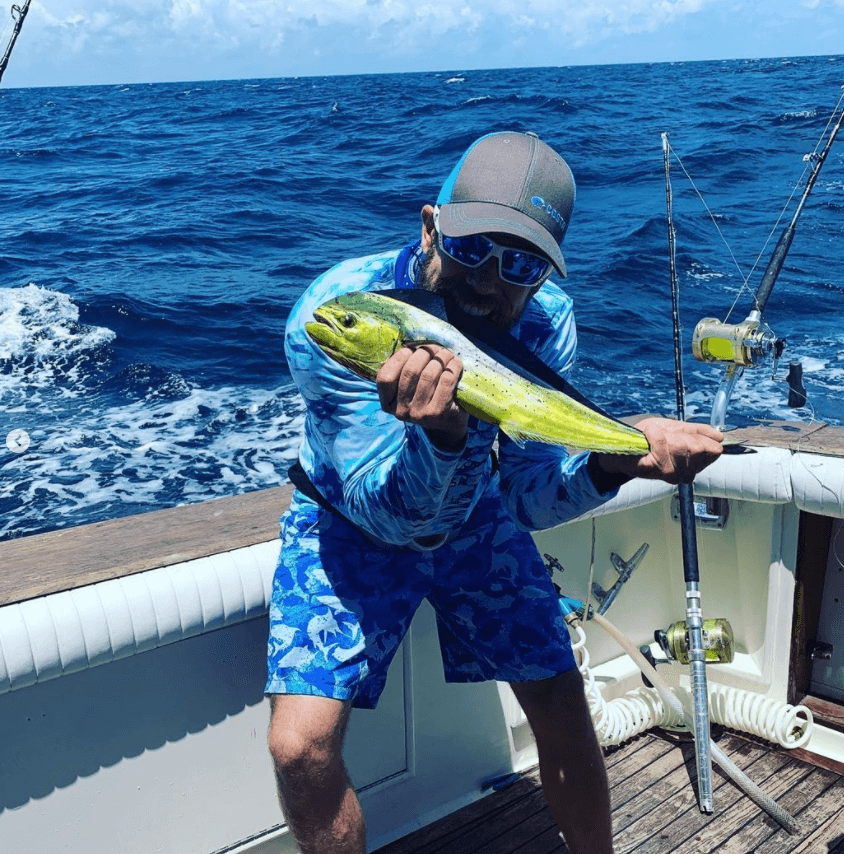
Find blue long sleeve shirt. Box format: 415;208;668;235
284;242;618;548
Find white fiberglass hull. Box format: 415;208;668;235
1;423;843;852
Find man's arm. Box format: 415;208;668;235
590;417;724;485
286;257;477;546
498;416;724;531
374;346;726;530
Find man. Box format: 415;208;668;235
267;131;723;854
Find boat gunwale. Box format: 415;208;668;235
1;420;843;609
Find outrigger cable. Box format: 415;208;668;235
0;0;31;85
707;87;844;429
661;131;714;814
753;87;844;317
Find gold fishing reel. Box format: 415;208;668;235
656;617;735;665
691;317;779;368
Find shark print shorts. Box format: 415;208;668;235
265;489;576;709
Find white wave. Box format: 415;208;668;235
782;109;817;120
0;283;310;539
0;284;113;359
687;270;727;283
1;383;306;539
801;355;827;373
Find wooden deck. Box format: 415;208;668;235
0;484;293;607
373;730;844;854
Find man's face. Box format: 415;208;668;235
418;205;542;329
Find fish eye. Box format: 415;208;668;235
341;313;355;328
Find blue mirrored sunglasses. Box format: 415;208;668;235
435;228;552;287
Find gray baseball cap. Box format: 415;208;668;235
435;131;576;277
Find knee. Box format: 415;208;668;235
269;725;332;783
268;697;348;784
510;670;588;738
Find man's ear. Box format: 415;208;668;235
420;204;436;252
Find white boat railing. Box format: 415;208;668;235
0;540;279;694
0;436;841;697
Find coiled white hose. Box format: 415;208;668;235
573;624;678;746
570;624;813;750
709;683;813;748
572;614;803;834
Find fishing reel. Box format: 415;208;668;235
656;617;734;665
640;617;734;684
691;315;784;371
692;312;799;428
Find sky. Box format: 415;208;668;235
1;0;843;89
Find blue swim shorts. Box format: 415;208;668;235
265;488;576;709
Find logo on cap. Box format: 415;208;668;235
530;196;567;233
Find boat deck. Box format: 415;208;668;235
374;730;844;854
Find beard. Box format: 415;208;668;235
418;243;531;330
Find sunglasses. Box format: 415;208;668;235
434;219;552;287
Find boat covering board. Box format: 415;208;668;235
0;484;293;607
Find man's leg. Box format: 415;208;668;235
510;670;613;854
268;694;365;854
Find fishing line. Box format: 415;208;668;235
664;87;844;326
582;517;597;640
664;141;749;294
731;89;844;322
666;141;805;325
725;172;811;325
790;425;844;518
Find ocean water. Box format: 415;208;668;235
1;56;843;540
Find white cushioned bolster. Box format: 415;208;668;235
792;453;844;519
0;540;280;695
562;445;794;526
565;478;675;525
693;446;792;503
3;447;841;694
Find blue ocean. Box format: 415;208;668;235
1;56;843;540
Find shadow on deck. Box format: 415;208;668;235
374;731;844;854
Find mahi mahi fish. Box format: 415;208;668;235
305;291;650;455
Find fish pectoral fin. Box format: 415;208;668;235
402;338;444;351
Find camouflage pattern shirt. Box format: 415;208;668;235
284;241;617;549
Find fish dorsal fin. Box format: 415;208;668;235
371;288;451;322
370;287;621;423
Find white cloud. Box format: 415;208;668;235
169;0;205;27
8;0;843;87
475;0;724;44
32;0;720;47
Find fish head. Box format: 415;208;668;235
305;300;403;379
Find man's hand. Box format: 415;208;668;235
593;417;724;485
376;345;469;451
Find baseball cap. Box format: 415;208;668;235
435;131;576;277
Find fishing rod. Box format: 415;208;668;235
691;86;844;429
657;87;843;815
0;0;31;85
661;131;714;813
